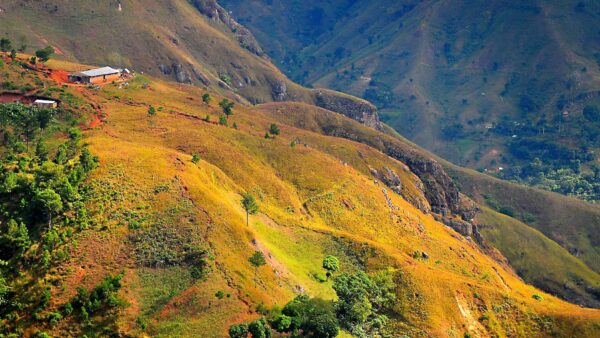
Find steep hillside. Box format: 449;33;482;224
0;0;382;129
1;55;599;337
254;101;600;309
220;0;600;199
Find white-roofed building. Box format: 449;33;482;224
34;99;58;109
68;66;122;84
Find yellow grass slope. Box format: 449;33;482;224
27;60;600;337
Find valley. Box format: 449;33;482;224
0;1;599;337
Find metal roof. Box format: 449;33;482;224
34;99;57;104
73;66;121;77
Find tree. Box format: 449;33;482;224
218;115;228;126
219;98;235;116
322;255;340;280
249;318;271;338
36;188;63;230
241;193;259;226
9;49;16;60
202;93;212;105
248;251;266;269
278;295;338;337
269;123;280;136
249;251;266;287
35;46;55;62
229;323;249;338
147;106;156;117
0;38;11;53
191;154;201;164
332;270;395;335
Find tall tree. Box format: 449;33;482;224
241;193;259;226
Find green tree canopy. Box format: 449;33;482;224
269;123;280;136
36;188;63;230
322;255;340;280
219;98;235;116
332;270;396;335
241;193;259;226
35;46;54;62
248;251;266;269
202;93;212;105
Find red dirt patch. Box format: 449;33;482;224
50;69;69;84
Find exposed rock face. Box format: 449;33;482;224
172;63;192;84
190;0;265;57
314;89;384;131
271;81;287;101
191;66;211;86
158;64;172;75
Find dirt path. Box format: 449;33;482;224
455;292;487;337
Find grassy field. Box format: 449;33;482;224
1;54;599;336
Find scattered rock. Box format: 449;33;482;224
271;80;287;101
158;64;172;75
172;63;192;84
421;252;429;259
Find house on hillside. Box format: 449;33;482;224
68;66;122;84
34;99;58;109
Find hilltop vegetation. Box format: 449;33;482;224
0;55;598;336
220;0;600;200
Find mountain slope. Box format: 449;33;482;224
1;54;599;337
0;0;384;129
220;0;600;198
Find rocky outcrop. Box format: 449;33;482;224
271;81;287;101
158;64;172;75
313;89;384;131
172;64;192;84
190;0;265;57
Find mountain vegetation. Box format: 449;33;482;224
219;0;600;201
0;1;599;337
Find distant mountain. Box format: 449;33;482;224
221;0;600;200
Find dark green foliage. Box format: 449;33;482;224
332;270;395;336
0;38;12;52
202;93;212;105
278;295;338;337
229;323;249;338
219;115;228;126
147;105;156;117
219;98;235;116
215;290;225;299
191;154;201;164
248;251;266;269
268;123;280;136
322;255;340;280
249;318;271;338
0;102;100;335
35;46;54;62
66;273;126;323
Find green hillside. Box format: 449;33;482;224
220;0;600;200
